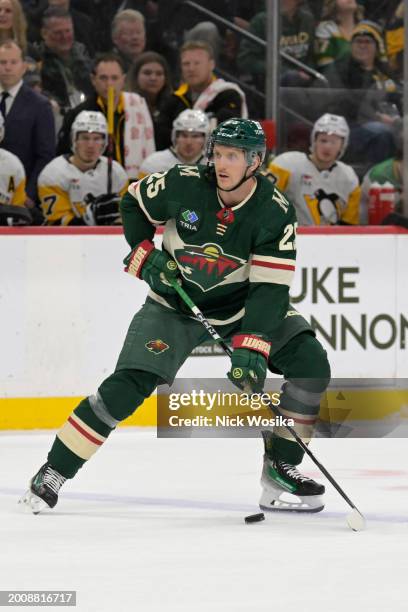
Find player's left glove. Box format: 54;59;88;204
83;193;121;225
227;333;271;393
124;239;180;295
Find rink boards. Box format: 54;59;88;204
0;226;407;429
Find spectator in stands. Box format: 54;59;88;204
126;51;172;150
39;110;128;225
0;111;30;224
0;0;27;52
322;21;400;165
238;0;316;89
360;118;402;223
46;0;95;56
265;113;360;225
0;40;55;206
160;40;247;148
57;52;155;180
111;9;146;73
139;108;210;177
36;7;93;112
315;0;364;68
24;0;117;52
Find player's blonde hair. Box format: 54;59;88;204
0;0;27;53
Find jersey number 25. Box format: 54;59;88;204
279;222;297;251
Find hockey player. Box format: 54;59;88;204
38;111;128;226
139;109;210;177
21;118;330;515
265;114;360;225
0;113;29;225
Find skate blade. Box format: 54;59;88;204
18;489;49;515
260;502;325;514
259;488;325;513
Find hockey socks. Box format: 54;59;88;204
47;369;159;479
47;397;113;479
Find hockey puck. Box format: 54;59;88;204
244;512;265;524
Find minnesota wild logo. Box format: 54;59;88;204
175;242;246;291
145;339;169;354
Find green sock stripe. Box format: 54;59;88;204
47;436;87;479
74;398;113;437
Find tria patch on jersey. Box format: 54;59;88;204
145;339;170;354
175;242;246;291
178;207;200;231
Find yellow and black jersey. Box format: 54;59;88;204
264;152;360;226
38;155;129;225
0;148;26;207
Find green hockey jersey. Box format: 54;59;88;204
360;158;402;223
315;21;351;67
120;165;297;342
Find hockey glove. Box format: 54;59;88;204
227;333;271;393
124;239;180;295
83;193;121;225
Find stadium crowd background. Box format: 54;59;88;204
0;0;405;227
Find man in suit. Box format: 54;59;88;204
0;40;56;205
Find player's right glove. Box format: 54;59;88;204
124;239;180;295
227;333;271;393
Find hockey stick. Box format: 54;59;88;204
169;278;366;531
106;85;115;194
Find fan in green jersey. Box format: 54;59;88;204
20;118;331;517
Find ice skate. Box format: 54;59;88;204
19;463;66;514
259;456;325;513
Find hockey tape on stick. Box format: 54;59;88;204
169;278;366;531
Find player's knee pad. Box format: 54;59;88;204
96;368;159;423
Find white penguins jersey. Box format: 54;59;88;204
265;152;360;226
138;148;205;178
0;148;26;207
38;155;128;225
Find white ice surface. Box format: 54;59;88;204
1;430;407;611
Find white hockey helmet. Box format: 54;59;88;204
71;111;108;153
171;109;210;147
310;113;350;159
0;113;4;143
